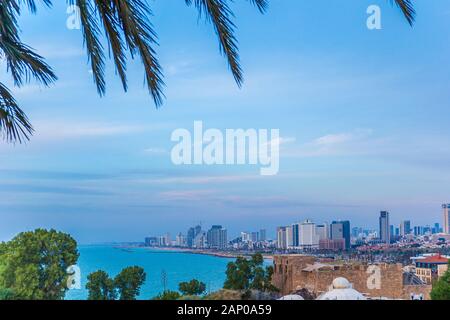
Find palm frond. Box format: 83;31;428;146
246;0;268;13
391;0;415;26
185;0;242;87
93;0;128;92
0;83;33;144
70;0;106;95
109;0;165;106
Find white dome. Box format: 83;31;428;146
332;277;351;289
278;294;305;300
317;278;367;300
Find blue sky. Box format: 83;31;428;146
1;0;450;243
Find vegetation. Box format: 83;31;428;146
430;261;450;300
86;270;117;300
178;279;206;296
86;266;146;300
0;0;415;144
0;229;79;300
223;253;278;298
152;290;181;300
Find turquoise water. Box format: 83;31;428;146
65;245;235;300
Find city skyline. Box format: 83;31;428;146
2;1;450;243
143;205;448;247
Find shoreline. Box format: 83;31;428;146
113;245;274;260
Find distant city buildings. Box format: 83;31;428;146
331;221;351;250
443;204;450;234
379;211;390;244
143;204;449;253
400;220;411;236
207;225;227;249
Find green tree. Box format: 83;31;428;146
179;279;206;296
430;262;450;300
0;287;16;300
86;270;117;300
114;266;146;300
0;229;79;300
223;253;276;294
153;290;181;300
0;0;415;144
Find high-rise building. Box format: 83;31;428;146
400;220;411;236
176;233;186;247
286;225;294;249
259;229;267;242
330;221;350;249
379;211;390;244
187;225;202;248
251;232;259;243
276;226;288;249
316;224;329;241
241;232;251;242
291;223;300;248
443;204;450;234
299;220;320;249
207;225;228;249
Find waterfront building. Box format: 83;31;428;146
276;226;288;249
331;220;350;249
291;223;300;248
193;231;207;249
298;220;320;249
443;204;450;234
175;233;187;247
187;225;202;248
207;225;228;249
379;211;390;244
145;237;158;247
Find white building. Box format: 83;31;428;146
298;220;320;249
316;223;329;241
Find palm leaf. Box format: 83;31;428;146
185;0;243;87
391;0;416;26
0;83;33;143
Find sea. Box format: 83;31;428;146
65;245;237;300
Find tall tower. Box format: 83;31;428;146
443;204;450;234
379;211;390;244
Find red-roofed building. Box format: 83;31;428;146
413;254;449;284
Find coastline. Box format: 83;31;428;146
114;245;274;261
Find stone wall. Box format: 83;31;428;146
272;255;431;300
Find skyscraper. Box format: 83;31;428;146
379;211;390;244
400;220;411;236
187;225;202;248
259;229;267;242
207;225;227;249
292;223;300;248
330;221;350;249
443;204;450;234
298;220;320;249
276;226;288;249
316;224;329;241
